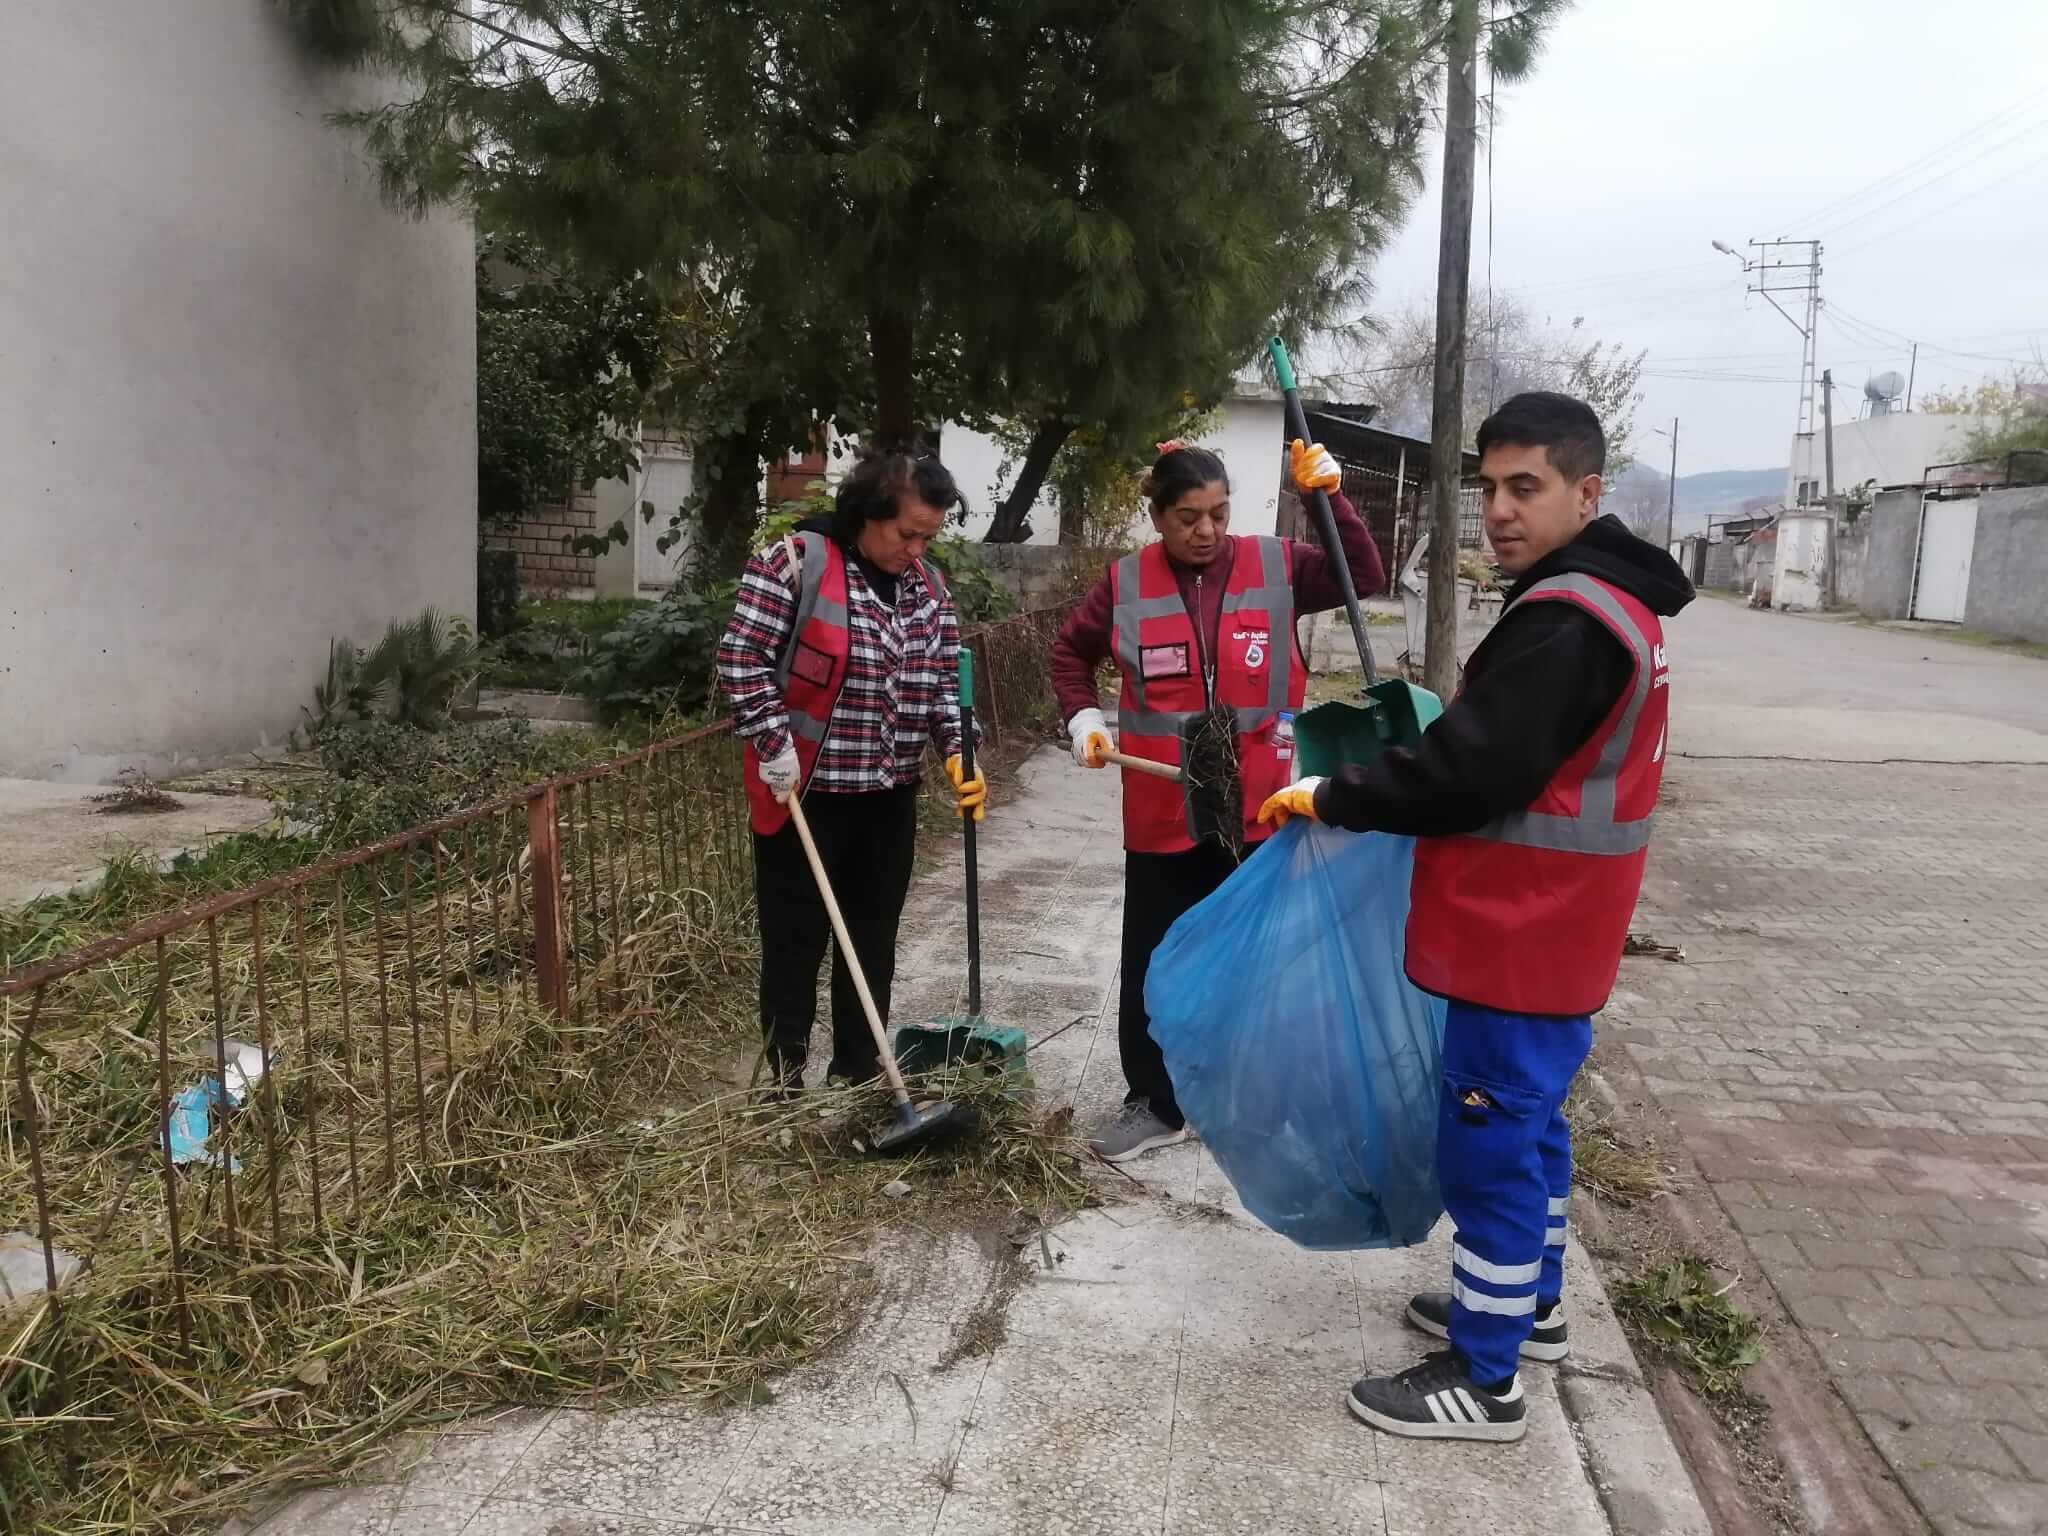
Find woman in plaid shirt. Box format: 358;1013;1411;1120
716;451;986;1095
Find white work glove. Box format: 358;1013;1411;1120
1067;707;1111;769
760;745;801;801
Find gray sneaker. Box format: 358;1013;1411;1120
1088;1102;1190;1163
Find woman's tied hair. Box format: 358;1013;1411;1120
829;445;961;547
1141;442;1229;515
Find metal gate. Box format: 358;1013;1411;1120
1911;494;1978;623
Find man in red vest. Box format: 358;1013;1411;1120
1260;392;1694;1443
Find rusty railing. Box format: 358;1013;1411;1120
0;602;1071;1397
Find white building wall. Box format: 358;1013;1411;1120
1785;413;1994;505
946;395;1286;544
0;3;476;781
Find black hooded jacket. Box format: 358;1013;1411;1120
1313;515;1695;837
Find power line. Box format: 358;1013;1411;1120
1829;303;2048;368
1789;92;2042;230
1816;111;2048;240
1831;146;2048;256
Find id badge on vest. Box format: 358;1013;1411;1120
1140;642;1191;681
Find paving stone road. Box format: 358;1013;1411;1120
1613;600;2048;1535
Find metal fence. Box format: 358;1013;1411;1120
0;602;1069;1401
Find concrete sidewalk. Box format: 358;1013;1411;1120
248;750;1707;1536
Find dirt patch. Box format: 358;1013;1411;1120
0;779;279;910
939;1246;1031;1369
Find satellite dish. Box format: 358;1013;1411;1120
1864;371;1906;416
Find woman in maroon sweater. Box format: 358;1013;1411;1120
1053;439;1386;1161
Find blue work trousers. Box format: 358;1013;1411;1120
1437;1000;1592;1387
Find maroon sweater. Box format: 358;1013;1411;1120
1052;491;1386;722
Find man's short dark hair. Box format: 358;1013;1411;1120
1475;391;1606;483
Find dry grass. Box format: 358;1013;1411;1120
1;815;1089;1534
1564;1081;1669;1208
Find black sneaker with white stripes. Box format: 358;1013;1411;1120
1347;1351;1527;1443
1405;1290;1570;1362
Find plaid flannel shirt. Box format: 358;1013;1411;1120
715;537;967;792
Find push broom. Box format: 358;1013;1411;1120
782;782;977;1155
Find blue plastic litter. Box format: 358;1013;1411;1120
1144;820;1447;1250
165;1077;238;1172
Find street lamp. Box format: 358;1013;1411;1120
1648;420;1679;549
1711;239;1742;260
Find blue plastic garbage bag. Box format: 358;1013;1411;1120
1144;820;1447;1250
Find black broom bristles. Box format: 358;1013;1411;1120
1182;702;1244;858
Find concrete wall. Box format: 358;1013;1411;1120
1963;486;2048;644
1771;512;1833;612
1833;517;1868;611
1;3;476;781
1859;489;1923;621
1786;412;1991;506
976;545;1120;609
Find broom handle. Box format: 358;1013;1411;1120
959;650;981;1018
1268;336;1380;685
1102;749;1184;782
783;792;915;1109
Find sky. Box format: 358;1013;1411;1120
1353;0;2048;475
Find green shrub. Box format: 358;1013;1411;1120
571;581;735;724
303;608;479;735
929;535;1015;623
286;718;608;848
479;597;652;692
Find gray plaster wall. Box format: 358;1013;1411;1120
1858;488;1921;621
0;3;475;781
1963;486;2048;644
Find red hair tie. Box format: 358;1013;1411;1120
1155;439;1189;456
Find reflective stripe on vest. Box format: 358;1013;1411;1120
772;534;850;745
1470;573;1657;858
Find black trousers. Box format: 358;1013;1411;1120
753;785;920;1084
1119;841;1241;1130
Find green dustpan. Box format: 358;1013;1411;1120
1296;682;1442;777
1268;335;1444;774
893;649;1028;1081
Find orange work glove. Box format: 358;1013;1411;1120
1290;438;1342;494
945;755;988;822
1256;777;1327;829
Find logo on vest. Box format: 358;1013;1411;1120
1234;628;1270;669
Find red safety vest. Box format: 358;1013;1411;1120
1405;572;1669;1016
741;534;950;835
1109;537;1306;853
743;532;850;835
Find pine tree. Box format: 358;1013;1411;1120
291;1;1564;550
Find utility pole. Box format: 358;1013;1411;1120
1905;342;1919;412
1821;369;1836;511
1425;0;1479;702
1715;237;1822;503
1663;418;1679;550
